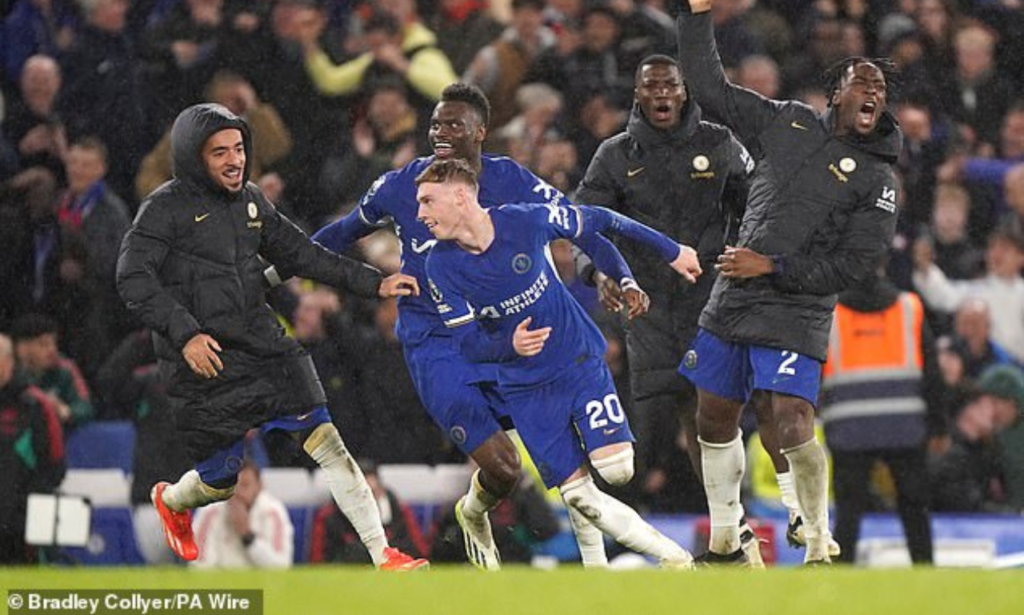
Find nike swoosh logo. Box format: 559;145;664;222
603;427;621;436
194;213;211;222
790;121;808;131
410;239;437;254
627;167;645;177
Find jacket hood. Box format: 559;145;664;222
627;96;702;146
171;103;252;194
821;107;903;162
838;273;900;311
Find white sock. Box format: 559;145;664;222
565;503;608;568
776;471;801;517
462;470;500;521
304;424;389;566
560;475;691;565
161;469;233;512
699;432;745;554
783;438;832;562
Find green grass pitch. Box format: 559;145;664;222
3;566;1022;615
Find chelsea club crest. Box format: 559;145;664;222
683;349;698;370
512;253;532;274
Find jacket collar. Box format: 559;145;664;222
820;107;903;162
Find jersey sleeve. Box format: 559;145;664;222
425;252;476;329
506;163;569;206
355;172;398;227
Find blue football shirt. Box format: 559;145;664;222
426;202;608;389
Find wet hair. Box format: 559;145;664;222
440;83;491;127
822;56;898;107
634;54;680;85
415;158;479;189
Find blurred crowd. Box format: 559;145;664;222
2;0;1024;556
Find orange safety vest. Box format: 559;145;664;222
821;292;927;450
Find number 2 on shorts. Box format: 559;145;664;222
778;350;798;376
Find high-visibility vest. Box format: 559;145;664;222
821;292;927;451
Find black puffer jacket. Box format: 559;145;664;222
116;104;383;460
678;12;901;361
574;100;751;398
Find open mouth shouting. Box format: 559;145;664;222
856;100;878;131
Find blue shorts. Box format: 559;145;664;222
196;406;331;486
677;329;822;406
503;357;635;489
404;335;506;455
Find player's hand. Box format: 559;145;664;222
513;316;552;357
378;272;420;297
183;333;223;379
716;246;772;278
594;272;624;312
621;282;650;320
670;244;702;283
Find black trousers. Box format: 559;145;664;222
832;447;933;564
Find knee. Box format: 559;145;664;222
592;447;635;487
473;433;522;497
559;474;603;522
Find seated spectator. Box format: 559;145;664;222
10;313;93;430
929;368;1022;512
940;24;1014;153
735;54;780;99
913;224;1024;364
1004;164;1024;236
430;466;559;565
135;70;292;201
0;333;66;565
949;298;1020;380
988;366;1024;511
192;461;294;568
309;458;427;564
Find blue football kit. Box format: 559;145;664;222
426;202;682;487
678;329;823;405
312;155;632;454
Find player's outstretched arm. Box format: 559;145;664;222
576;205;701;283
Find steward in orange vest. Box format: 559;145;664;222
820;270;947;564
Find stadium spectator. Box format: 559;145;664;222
315;81;422;210
135;70;292;201
463;0;555;131
1;0;78;83
940;24;1014;154
428;0;503;75
989;366;1024;511
192;461;294;568
57;0;147;201
42;137;131;377
2;55;66;178
918;183;985;282
735;54;780;99
948;299;1021;380
913;224;1024;364
11;313;94;430
309;458;428;564
0;332;65;565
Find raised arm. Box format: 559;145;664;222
677;2;784;140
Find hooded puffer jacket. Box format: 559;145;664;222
117;104;382;460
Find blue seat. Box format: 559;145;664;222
62;507;143;565
65;421;136;473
